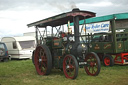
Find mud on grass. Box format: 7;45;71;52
0;60;128;85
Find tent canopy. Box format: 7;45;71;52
70;12;128;26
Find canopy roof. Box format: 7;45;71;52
70;12;128;26
27;8;96;28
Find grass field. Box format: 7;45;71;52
0;60;128;85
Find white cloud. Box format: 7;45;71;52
77;1;113;7
0;7;60;37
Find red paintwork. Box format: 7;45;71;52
104;57;110;66
53;37;58;40
114;53;128;64
67;12;95;17
61;33;66;37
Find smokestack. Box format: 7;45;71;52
72;8;80;12
72;8;80;43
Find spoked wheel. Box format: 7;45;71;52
63;54;78;79
103;54;114;66
34;45;52;75
84;52;101;76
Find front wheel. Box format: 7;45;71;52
103;54;114;66
84;52;101;76
63;54;78;79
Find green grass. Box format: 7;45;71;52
0;60;128;85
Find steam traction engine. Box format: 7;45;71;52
27;8;101;79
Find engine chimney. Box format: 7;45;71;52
72;8;80;43
72;8;80;12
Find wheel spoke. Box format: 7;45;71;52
42;62;46;68
69;57;71;65
88;66;91;71
90;57;92;62
65;60;68;66
42;51;45;56
69;69;72;75
39;50;41;57
92;67;96;73
91;67;93;74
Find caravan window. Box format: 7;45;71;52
0;43;5;49
19;40;35;49
13;42;17;49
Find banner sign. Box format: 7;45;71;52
86;21;110;33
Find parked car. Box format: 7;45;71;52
0;42;9;62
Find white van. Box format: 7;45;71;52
1;36;36;59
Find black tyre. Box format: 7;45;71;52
34;44;52;75
3;58;8;62
63;54;78;79
103;54;114;66
32;50;35;65
84;52;101;76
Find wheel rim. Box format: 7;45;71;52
84;53;99;76
34;46;47;75
63;55;76;79
104;57;110;66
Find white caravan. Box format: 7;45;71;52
1;36;36;59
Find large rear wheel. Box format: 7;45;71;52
63;54;78;79
34;45;52;75
84;52;101;76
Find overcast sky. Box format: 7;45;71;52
0;0;128;37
